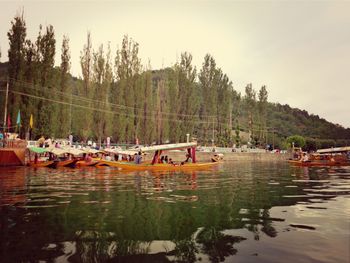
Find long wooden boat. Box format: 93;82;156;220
96;160;220;170
28;160;55;168
48;159;78;168
288;160;350;167
76;160;100;167
96;142;221;171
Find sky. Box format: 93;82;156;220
1;0;349;128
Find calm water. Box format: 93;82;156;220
0;162;349;263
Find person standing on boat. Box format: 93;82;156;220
185;153;193;163
135;151;142;164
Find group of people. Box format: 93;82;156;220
157;153;193;166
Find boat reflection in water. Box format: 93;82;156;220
0;162;349;262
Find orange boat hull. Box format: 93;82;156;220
288;160;350;167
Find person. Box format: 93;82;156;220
160;156;165;164
186;153;193;163
168;158;176;165
0;131;3;147
38;136;45;148
164;156;168;164
105;154;112;161
135;151;142;164
301;153;309;162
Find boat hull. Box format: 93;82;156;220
76;160;99;167
288;160;350;167
28;161;55;167
96;160;220;171
0;148;26;166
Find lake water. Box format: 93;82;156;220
0;162;349;263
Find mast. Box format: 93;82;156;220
3;80;9;132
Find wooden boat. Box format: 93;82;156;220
96;160;219;171
288;160;350;167
289;146;350;167
28;160;55;167
48;159;78;168
76;160;100;167
96;142;221;171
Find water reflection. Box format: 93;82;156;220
0;163;349;262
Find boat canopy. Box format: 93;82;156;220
317;146;350;154
104;148;138;156
46;148;70;156
28;147;47;154
140;142;197;153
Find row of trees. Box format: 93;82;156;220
1;13;271;147
1;13;349;148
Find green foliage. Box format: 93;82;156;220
286;135;306;148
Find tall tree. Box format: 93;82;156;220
258;85;268;144
199;54;217;144
58;35;71;137
79;32;93;141
177;52;198;142
114;35;141;143
36;25;56;137
7;12;26;133
244;83;256;144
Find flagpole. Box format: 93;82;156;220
3;80;9;132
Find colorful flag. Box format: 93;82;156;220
16;110;21;126
7;115;11;130
29;114;33;129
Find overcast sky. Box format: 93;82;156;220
1;0;349;128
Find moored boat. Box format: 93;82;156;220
96;142;222;171
288;159;350;167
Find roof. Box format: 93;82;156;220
140;142;197;152
28;147;47;154
317;146;350;154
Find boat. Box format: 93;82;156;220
289;146;350;167
0;135;27;166
28;147;79;168
96;142;221;171
96;160;219;171
76;160;100;167
288;159;350;167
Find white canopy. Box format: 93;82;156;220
140;142;197;152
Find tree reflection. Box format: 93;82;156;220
171;237;198;263
196;227;246;263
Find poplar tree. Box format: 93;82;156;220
79;32;93;142
199;54;217;144
258;85;268;144
167;67;181;143
244;83;256;144
92;44;112;145
59;35;71;137
7;13;26;132
114;35;141;143
177;52;198;142
36;25;56;137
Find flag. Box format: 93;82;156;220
29;114;33;129
7;115;11;130
16;110;21;126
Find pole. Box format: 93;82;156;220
69;86;72;134
212;117;215;147
3;81;9;132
